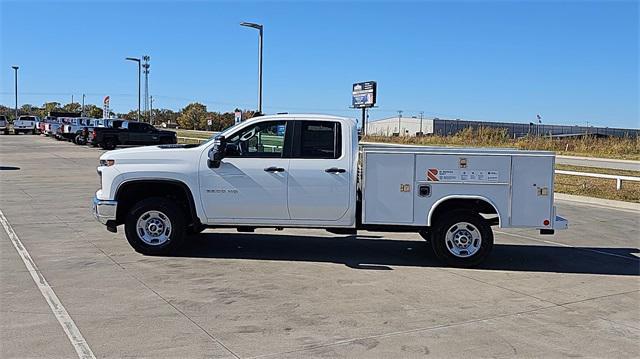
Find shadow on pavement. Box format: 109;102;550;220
174;233;640;276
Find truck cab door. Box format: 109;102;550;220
199;120;291;221
287;120;351;221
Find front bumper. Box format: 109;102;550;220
92;196;118;225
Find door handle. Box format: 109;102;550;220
325;167;346;174
264;166;285;173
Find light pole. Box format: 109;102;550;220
126;57;141;121
419;111;424;136
11;66;18;120
397;110;403;136
82;94;85;116
240;22;263;114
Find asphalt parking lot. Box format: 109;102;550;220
1;135;638;358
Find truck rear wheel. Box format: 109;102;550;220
124;197;186;255
430;210;493;267
101;139;116;150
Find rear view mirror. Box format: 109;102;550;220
208;136;227;168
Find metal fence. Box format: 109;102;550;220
432;119;639;138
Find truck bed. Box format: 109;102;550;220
359;143;557;230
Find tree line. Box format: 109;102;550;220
0;102;258;131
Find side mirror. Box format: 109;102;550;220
208;136;226;168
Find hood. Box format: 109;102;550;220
99;144;203;164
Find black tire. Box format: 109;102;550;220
101;138;116;150
124;197;186;255
30;129;35;135
430;210;494;268
188;223;206;235
14;130;20;135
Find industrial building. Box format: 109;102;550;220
366;116;639;138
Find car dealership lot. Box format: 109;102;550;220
1;135;638;358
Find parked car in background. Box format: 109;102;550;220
74;118;107;145
14;115;39;134
90;121;177;150
86;119;124;146
38;116;56;135
60;117;96;142
0;115;8;135
43;118;63;137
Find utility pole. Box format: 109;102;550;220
71;95;74;106
82;94;85;116
142;55;150;122
11;66;18;120
397;110;403;136
419;111;424;136
126;57;141;121
150;95;154;125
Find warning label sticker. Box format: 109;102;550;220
426;169;499;182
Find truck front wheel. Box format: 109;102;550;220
124;197;186;255
430;210;493;267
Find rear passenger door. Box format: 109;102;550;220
287;120;351;221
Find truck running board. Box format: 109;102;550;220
326;228;357;235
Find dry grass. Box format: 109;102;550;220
554;165;640;203
364;127;640;160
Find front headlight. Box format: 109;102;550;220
99;159;115;167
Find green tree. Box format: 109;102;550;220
20;104;39;116
83;104;104;118
151;108;179;126
177;103;207;130
42;102;62;116
62;102;81;113
123;110;139;121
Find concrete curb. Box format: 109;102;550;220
555;193;640;212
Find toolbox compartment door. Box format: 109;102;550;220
363;153;415;224
510;156;554;227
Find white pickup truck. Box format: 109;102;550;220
14;115;39;134
93;114;567;267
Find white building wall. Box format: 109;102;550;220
367;117;434;136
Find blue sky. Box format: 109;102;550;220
1;0;638;128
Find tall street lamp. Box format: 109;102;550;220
125;57;141;121
11;66;18;120
240;22;263;114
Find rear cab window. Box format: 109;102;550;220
293;121;341;159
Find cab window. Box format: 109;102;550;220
225;121;287;158
294;121;341;159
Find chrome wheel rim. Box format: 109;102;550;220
136;210;172;246
445;222;482;258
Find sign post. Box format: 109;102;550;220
234;110;242;124
352;81;377;135
103;96;110;119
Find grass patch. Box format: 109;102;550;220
553;164;640;203
364;127;640;160
169;129;215;140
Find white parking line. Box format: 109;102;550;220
0;208;96;359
